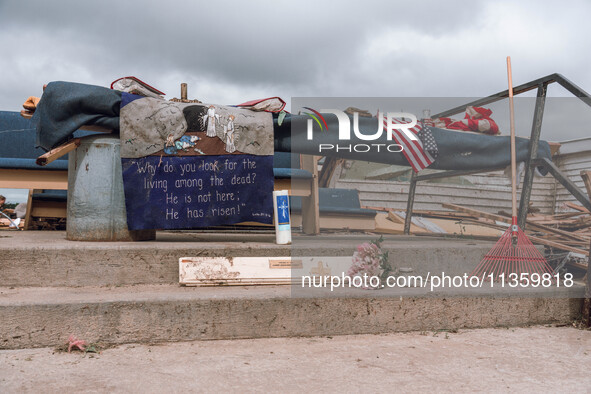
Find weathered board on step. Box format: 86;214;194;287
179;256;354;286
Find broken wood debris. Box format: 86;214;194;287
372;201;590;270
435;203;589;269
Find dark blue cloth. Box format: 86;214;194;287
0;111;50;159
32;81;121;150
0;110;94;169
284;113;553;172
121;92;143;107
121;155;274;230
30;81;553;172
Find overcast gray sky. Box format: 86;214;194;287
1;0;590;202
1;0;590;109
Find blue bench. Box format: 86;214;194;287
0;111;75;227
290;188;376;230
271;152;319;234
0;111;69;187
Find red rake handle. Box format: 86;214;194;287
507;56;518;236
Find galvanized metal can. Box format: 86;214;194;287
66;135;155;241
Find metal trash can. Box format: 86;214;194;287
66;135;155;241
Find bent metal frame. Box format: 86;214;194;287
403;73;591;235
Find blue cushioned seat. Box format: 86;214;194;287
0;111;96;202
290;188;376;217
273;152;313;179
31;189;68;202
0;157;68;171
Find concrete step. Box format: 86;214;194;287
0;284;584;349
0;231;497;287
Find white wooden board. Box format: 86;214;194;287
179;256;353;286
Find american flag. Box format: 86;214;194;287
379;113;438;172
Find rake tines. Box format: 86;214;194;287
472;57;555;283
470;225;554;282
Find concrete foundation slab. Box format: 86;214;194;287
0;284;584;349
0;231;500;287
1;326;590;393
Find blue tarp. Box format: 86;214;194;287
31;81;553;172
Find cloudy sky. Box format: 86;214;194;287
1;0;590;202
1;0;590;109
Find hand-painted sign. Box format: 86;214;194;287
119;93;274;230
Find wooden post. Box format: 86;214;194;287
181;83;188;101
580;170;591;325
300;154;320;235
23;189;34;230
318;157;344;188
585;237;591;326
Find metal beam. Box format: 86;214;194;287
415;167;504;182
432;74;558;118
553;74;591;107
406;72;591;234
536;158;591;211
518;84;547;229
403;170;417;235
432;73;591;118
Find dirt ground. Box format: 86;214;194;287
1;325;590;393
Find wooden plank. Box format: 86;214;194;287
36;138;80;166
565;202;589;213
374;212;424;234
0;169;68;190
300;155;320;235
179;256;352;286
443;203;589;242
24;189;33;230
319;215;375;231
527;235;589;259
30;201;67;218
548;142;561;156
318;157;344;187
439;211;589;264
274;178;312;197
425;218;504;237
361;205;391;212
0;218;25;229
581;170;591;198
387;211;404;224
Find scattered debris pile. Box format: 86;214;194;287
370;201;590;271
408;202;589;270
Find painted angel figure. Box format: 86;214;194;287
224;115;236;153
202;105;220;137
